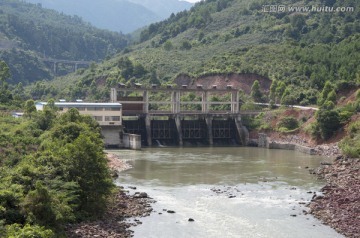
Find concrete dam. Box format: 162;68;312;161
111;85;254;147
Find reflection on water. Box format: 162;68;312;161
111;147;343;238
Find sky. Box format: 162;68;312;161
183;0;202;3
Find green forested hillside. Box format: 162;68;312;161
42;0;359;106
0;0;128;84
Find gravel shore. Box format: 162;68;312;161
308;157;360;238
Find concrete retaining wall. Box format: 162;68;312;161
294;144;317;155
259;134;317;155
268;141;296;150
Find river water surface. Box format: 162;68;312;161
112;147;343;238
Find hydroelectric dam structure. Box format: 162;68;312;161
111;85;253;146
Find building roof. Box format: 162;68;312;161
36;102;122;108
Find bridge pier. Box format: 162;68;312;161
235;116;249;146
53;62;57;75
206;116;213;145
145;115;152;146
42;58;91;75
175;115;183;146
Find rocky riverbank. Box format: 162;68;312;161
308;157;360;238
65;190;154;238
107;153;132;174
65;153;154;238
265;133;359;237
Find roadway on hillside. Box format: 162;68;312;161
254;103;319;111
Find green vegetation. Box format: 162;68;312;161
339;93;360;157
0;105;113;236
340;120;360;158
276;116;299;132
250;80;263;102
0;0;128;84
34;0;358;108
315;109;341;140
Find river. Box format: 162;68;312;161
112;147;344;238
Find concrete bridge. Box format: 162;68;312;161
110;85;257;146
42;58;91;74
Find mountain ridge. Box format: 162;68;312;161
0;0;128;84
23;0;193;33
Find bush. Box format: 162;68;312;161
276;116;299;131
356;89;360;101
6;224;54;238
340;120;360;157
338;110;353;124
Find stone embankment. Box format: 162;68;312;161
308;158;360;238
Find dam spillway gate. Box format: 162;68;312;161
111;86;249;146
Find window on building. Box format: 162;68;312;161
93;116;103;121
112;116;121;121
88;107;103;111
105;107;121;111
105;116;121;121
76;107;85;111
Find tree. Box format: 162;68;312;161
0;61;10;82
269;80;278;102
180;40;192;50
149;70;160;85
24;100;37;117
133;63;147;78
251;80;262;102
40;110;113;218
316;109;340;140
22;182;57;228
317;81;333;106
163;40;173;51
0;61;12;104
326;89;337;104
276;82;286;103
281;88;297;105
